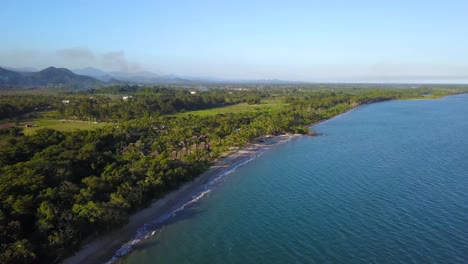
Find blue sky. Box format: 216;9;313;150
2;0;468;82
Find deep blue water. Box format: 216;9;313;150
117;94;468;264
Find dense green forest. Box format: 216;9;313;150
0;86;463;263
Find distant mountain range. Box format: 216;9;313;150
72;67;195;84
0;66;301;89
71;67;304;85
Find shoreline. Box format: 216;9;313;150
62;100;375;264
62;134;300;264
307;104;364;129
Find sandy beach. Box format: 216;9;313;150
62;134;299;264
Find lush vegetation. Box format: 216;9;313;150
22;120;108;136
0;94;62;121
174;98;288;117
0;85;463;263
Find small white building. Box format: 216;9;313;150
122;96;133;101
61;100;70;104
190;91;197;95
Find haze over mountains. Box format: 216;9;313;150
0;66;300;89
72;67;295;84
71;67;192;84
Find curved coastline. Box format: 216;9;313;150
62;134;299;264
308;93;462;129
62;95;447;264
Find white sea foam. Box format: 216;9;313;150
209;154;258;185
106;152;261;263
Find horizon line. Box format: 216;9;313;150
2;65;468;85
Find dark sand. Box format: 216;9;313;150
63;134;298;264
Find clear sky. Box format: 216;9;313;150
2;0;468;82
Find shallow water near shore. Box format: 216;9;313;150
116;94;468;264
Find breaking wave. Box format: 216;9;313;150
105;151;263;263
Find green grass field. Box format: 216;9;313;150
23;120;108;135
175;98;289;117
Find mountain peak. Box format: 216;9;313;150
0;66;103;89
42;66;72;73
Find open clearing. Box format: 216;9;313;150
23;120;108;135
175;98;289;117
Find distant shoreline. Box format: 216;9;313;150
308;106;363;129
62;134;300;264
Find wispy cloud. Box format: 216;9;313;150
56;47;96;60
54;48;142;72
100;51;142;72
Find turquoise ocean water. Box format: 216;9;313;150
115;94;468;264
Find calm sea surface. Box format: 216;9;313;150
117;95;468;264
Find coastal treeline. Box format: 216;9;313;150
0;87;461;263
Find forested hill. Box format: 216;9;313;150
0;67;103;89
